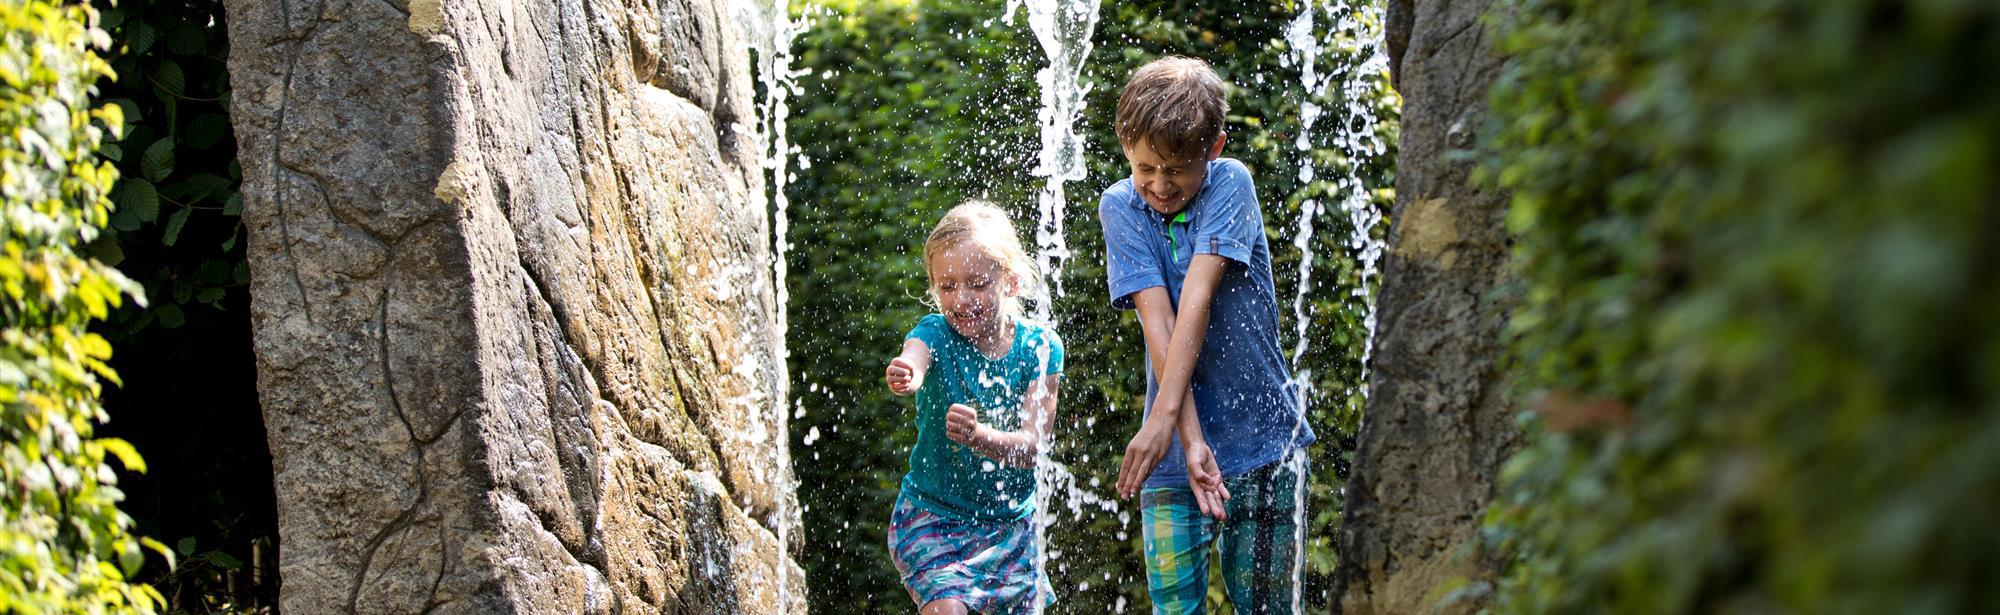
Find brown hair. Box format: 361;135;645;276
1115;56;1229;161
923;201;1043;317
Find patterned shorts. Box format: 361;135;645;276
1139;456;1308;615
887;493;1054;614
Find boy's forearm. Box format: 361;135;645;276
1173;389;1207;447
1132;287;1187;425
1152;256;1225;421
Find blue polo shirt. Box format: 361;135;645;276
1098;158;1313;488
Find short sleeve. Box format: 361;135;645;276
1035;327;1065;377
906;313;952;355
1100;185;1165;310
1190;160;1261;266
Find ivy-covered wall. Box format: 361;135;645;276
1482;0;1999;612
0;1;163;611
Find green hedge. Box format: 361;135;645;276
786;0;1395;610
1;1;164;612
1481;0;1999;612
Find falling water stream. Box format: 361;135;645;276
1282;0;1390;609
737;0;805;608
1004;0;1102;611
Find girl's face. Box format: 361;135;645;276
930;243;1017;341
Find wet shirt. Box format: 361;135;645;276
1098;158;1315;488
901;314;1065;522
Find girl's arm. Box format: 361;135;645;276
885;338;932;396
945;374;1060;468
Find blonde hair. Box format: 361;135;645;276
923;201;1043;318
1115;56;1229;161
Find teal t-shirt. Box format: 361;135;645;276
899;313;1064;522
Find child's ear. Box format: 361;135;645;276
1206;132;1227;161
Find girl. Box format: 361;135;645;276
882;201;1064;615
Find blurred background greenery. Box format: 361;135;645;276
1479;0;1998;613
783;0;1395;611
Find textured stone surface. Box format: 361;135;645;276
225;0;802;612
1334;1;1519;613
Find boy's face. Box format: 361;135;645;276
1121;135;1221;215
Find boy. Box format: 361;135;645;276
1099;56;1314;614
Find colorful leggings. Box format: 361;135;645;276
1139;457;1308;614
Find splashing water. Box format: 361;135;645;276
1005;0;1099;310
734;0;806;609
1005;0;1101;611
1281;0;1390;609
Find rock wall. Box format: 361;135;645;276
224;0;802;612
1334;0;1519;613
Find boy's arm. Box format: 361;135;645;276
885;338;931;396
947;375;1060;468
1151;254;1225;434
1116;262;1232;518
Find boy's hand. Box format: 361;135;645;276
885;356;922;395
1183;441;1230;521
1116;415;1175;499
944;403;984;446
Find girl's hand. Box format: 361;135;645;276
886;356;923;395
944;403;984;446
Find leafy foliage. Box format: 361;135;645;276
0;1;166;611
86;1;274;612
786;0;1395;610
92;0;245;338
1480;0;2000;612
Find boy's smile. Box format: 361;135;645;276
1121;136;1223;215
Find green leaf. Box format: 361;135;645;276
166;173;230;203
187;113;229;150
222;191;243;215
116;179;159;222
196;260;231;285
176;537;196;557
220;223;241;252
195;287;226;305
207;551;244;570
162;207;190;246
167;24;208;56
101;143;123;162
87;235;126;266
111;210;143;232
142;137;175;182
156;303;186;329
153;59;186;99
128;21;158;55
